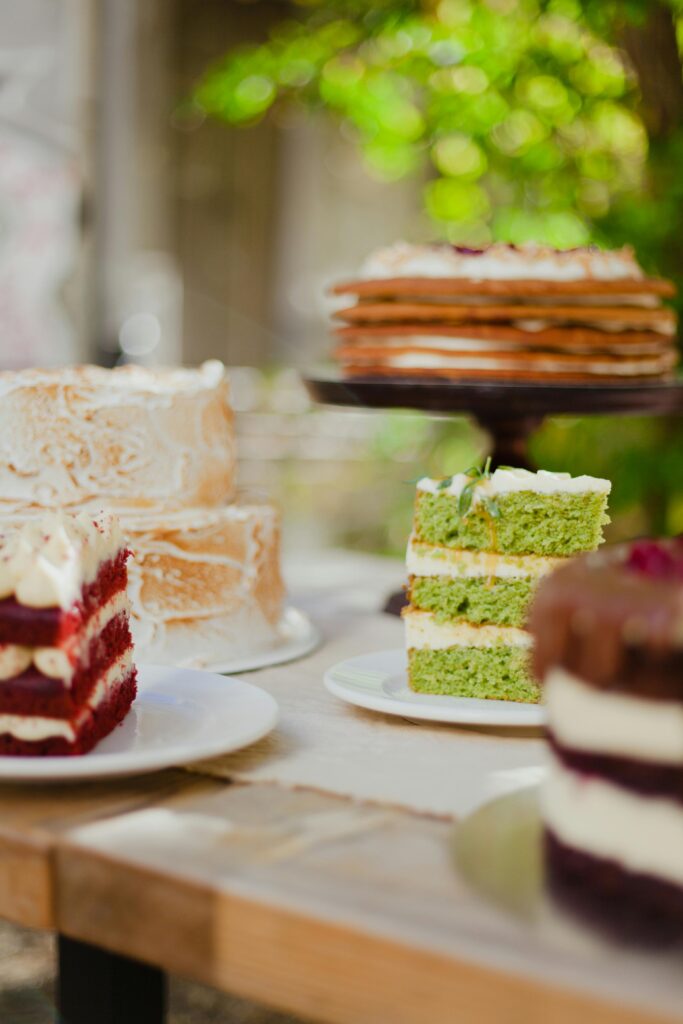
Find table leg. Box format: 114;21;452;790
57;934;166;1024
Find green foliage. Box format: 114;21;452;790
195;0;654;248
197;0;683;544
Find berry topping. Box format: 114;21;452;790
625;540;683;580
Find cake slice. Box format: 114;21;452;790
0;511;137;755
404;464;611;703
530;540;683;944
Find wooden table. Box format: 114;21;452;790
0;554;680;1024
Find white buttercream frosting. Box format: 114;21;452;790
545;668;683;766
417;467;611;500
0;361;235;511
361;242;644;282
0;511;124;609
406;538;563;580
403;608;531;650
542;754;683;888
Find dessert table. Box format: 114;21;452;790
0;552;680;1024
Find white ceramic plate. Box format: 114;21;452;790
0;664;278;783
204;607;320;675
324;648;545;727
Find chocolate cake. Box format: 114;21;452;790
0;511;136;756
529;540;683;944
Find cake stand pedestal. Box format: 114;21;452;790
303;374;683;470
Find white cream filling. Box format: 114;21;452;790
0;511;124;608
0;649;133;742
379;352;674;373
0;590;130;682
417;466;611;499
406;538;563;580
542;754;683;888
360;242;644;282
546;668;683;765
404;608;531;650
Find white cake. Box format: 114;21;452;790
0;361;236;511
0;361;285;667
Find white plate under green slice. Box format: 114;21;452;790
324;649;545;727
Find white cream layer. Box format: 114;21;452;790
0;511;124;608
404;608;531;650
417;466;611;499
546;668;683;766
406;538;563;580
0;649;133;742
380;352;674;373
350;335;664;354
360;242;644;282
0;590;130;683
542;754;683;888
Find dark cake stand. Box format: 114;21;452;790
304;374;683;470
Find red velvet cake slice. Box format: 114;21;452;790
529;541;683;946
0;511;137;756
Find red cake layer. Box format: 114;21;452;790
0;668;137;757
546;829;683;947
0;612;132;718
549;735;683;805
0;550;129;646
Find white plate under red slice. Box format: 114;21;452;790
324;648;545;727
0;665;278;783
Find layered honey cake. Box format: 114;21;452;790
530;541;683;944
331;242;677;382
0;511;136;756
0;362;285;667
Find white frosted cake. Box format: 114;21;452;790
0;361;285;667
0;361;236;511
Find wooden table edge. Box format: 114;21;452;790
54;842;679;1024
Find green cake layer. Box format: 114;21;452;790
410;575;533;627
415;490;609;556
408;647;540;703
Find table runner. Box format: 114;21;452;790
189;551;545;819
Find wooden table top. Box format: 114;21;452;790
0;554;680;1024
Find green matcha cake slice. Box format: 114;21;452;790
405;464;611;703
414;467;611;556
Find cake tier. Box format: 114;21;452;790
404;608;538;702
0;667;137;756
415;486;610;557
530;542;683;699
122;502;285;666
407;647;538;702
0;550;128;647
409;575;535;628
545;830;683;947
0;361;235;511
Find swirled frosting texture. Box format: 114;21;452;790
0;510;123;608
0;361;235;511
361;242;644;282
122;502;285;667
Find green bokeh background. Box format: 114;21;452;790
195;0;683;548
